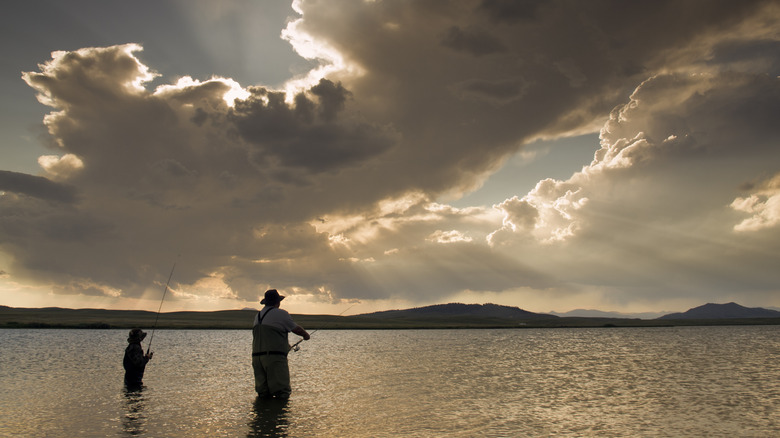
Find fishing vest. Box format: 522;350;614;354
252;308;289;356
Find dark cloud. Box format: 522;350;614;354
0;170;77;203
230;81;397;173
477;0;542;23
440;26;507;57
709;40;780;75
452;77;528;104
290;0;774;199
309;78;350;121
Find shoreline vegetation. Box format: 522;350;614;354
2;306;780;330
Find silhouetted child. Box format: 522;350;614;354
123;328;153;388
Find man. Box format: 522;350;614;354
252;289;310;398
123;328;153;388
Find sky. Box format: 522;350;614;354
1;0;779;316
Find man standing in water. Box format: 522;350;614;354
123;328;153;389
252;289;310;398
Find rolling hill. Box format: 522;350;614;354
357;303;554;319
3;301;780;329
658;302;780;320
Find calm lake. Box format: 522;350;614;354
0;326;778;437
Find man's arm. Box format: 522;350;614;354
292;325;310;340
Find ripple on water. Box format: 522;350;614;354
1;326;779;437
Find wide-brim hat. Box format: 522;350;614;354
260;289;285;305
128;328;147;342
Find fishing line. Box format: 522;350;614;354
289;303;357;352
146;260;177;355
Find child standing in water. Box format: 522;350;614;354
123;328;153;388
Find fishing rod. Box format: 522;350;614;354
146;260;177;356
289;303;357;352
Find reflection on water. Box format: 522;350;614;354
122;387;147;436
0;326;779;437
248;397;289;437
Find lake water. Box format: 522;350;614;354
0;326;778;437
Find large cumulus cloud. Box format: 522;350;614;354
11;43;401;303
490;71;780;303
1;0;778;310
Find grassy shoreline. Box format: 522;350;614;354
2;307;780;330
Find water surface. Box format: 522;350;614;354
1;326;778;437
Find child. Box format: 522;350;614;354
123;328;153;388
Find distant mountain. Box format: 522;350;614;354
357;303;555;320
658;302;780;320
550;309;666;319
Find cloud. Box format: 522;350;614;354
1;1;779;310
494;70;780;240
230;79;398;173
731;173;780;232
451;77;529;105
489;70;780;301
427;230;473;244
0;170;77;203
440;25;507;57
